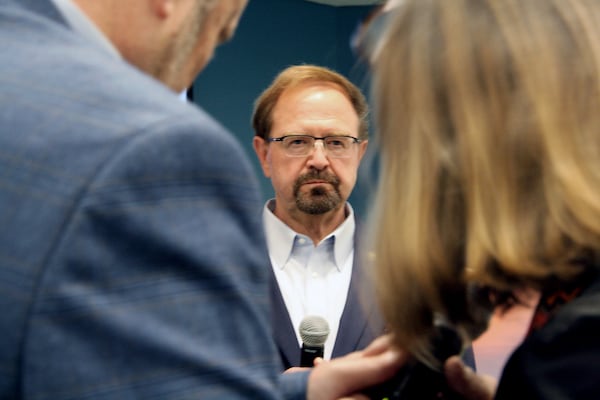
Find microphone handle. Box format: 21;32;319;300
300;344;324;367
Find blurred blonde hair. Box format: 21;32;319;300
368;0;600;365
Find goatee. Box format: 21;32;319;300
293;171;342;214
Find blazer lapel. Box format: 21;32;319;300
332;226;385;358
331;257;382;357
269;269;300;370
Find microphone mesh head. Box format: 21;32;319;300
299;315;330;346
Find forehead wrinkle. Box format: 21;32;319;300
273;105;358;136
271;82;359;137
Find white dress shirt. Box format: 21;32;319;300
263;200;354;360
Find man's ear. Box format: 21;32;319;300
252;136;272;178
358;139;369;161
151;0;175;19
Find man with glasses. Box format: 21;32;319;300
252;64;384;369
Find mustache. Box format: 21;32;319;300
295;171;340;187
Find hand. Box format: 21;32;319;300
284;366;310;374
306;334;406;400
444;355;497;400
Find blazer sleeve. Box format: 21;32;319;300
22;113;282;400
278;370;310;400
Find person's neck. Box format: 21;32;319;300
275;205;347;246
50;0;121;59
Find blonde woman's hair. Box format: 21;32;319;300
368;0;600;366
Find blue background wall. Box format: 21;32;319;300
192;0;377;218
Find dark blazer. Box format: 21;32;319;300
270;227;385;369
495;270;600;400
0;1;282;399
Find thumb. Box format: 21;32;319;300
444;356;497;400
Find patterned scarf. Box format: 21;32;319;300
527;268;596;334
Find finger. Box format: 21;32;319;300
338;395;369;400
327;334;395;364
444;356;496;400
334;346;406;394
360;334;395;357
313;357;325;366
284;366;311;374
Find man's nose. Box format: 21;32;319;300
307;141;330;169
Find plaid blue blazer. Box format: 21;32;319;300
0;1;284;398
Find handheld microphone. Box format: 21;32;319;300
298;315;330;367
363;323;463;400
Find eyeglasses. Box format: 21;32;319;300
267;135;361;158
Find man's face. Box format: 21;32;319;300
255;82;368;216
157;0;248;91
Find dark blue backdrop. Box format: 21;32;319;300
193;0;378;217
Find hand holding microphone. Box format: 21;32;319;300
299;315;330;367
297;316;465;400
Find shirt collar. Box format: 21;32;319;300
262;199;356;272
50;0;121;59
331;203;356;269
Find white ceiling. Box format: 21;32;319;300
305;0;382;6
